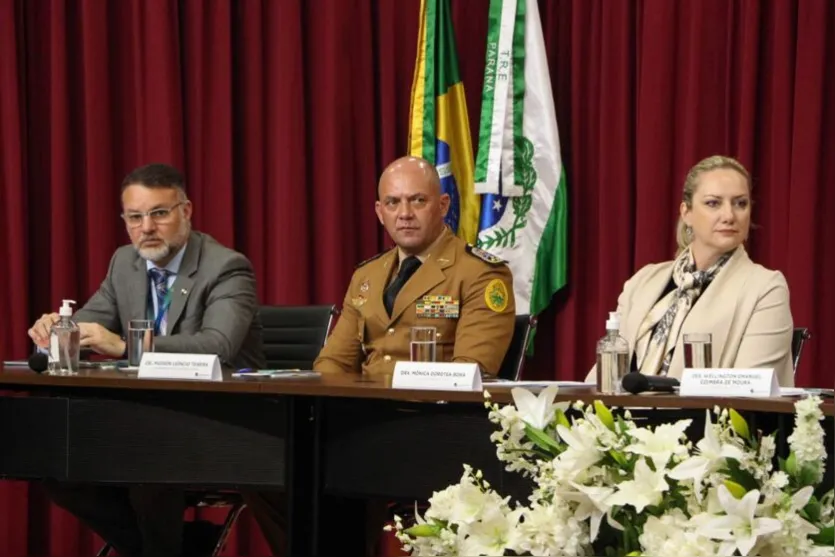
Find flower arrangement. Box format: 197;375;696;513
389;387;835;556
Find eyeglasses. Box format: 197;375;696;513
121;202;183;228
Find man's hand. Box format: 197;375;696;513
28;313;60;348
79;323;126;358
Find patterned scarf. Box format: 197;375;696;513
635;248;734;375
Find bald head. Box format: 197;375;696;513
377;156;442;199
375;156;450;255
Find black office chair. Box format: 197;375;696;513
260;304;338;368
497;314;537;380
791;327;811;375
98;305;338;557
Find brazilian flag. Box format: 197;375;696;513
408;0;480;243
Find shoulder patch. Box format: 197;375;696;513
465;244;505;266
355;250;386;269
484;279;510;312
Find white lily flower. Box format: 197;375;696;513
775;485;820;540
459;508;523;556
605;458;669;513
789;485;815;512
555;424;603;477
697;485;782;556
564;482;615;542
449;479;493;525
511;386;562;430
425;484;461;522
669;410;745;499
810;545;835;557
624;419;692;470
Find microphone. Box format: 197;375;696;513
621;372;679;394
28;352;49;373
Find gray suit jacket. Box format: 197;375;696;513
75;231;265;370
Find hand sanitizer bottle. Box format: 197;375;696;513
49;300;80;375
595;312;629;394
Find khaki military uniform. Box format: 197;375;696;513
314;228;516;376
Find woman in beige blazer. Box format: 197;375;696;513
591;155;794;387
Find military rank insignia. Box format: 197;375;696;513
465;244;505;265
351;295;367;308
416;295;460;318
484;279;509;312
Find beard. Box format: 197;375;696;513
135;219;191;262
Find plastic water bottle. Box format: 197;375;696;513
49;299;80;374
595;312;629;394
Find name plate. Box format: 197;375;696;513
138;353;222;382
392;361;482;391
680;368;778;398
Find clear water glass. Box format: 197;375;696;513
410;326;437;362
127;319;154;367
683;332;713;368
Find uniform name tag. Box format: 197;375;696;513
138;353;222;382
679;368;778;397
392;361;482;391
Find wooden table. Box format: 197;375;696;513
0;364;831;554
1;365;830;411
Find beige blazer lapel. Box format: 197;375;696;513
624;264;672;362
671;247;752;374
165;236;201;333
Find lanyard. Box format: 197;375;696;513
154;289;173;335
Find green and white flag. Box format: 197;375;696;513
475;0;568;317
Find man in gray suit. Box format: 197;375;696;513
28;163;266;557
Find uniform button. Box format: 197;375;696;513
383;355;392;362
387;328;395;335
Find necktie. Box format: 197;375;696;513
383;256;422;316
148;268;170;334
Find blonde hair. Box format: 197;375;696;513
675;155;752;254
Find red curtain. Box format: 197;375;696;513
0;0;832;554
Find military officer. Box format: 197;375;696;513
314;155;515;376
244;157;517;557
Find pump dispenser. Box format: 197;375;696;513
595;311;629;394
49;299;80;374
605;312;619;332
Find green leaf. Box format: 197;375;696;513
554;408;570;429
622;526;632;553
524;423;561;455
725;459;760;492
798;462;821;487
723;480;747;499
804;497;821;523
625;552;642;557
785;452;798;477
615;415;631;435
811;526;835;546
404;523;441;537
609;449;628;467
594;400;616;431
729;409;750;440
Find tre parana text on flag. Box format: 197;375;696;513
474;0;568;316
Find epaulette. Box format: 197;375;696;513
465;244;506;266
355;250;387;269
